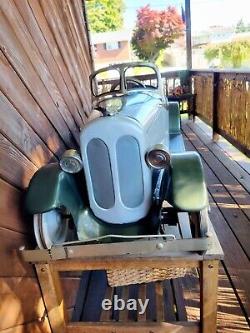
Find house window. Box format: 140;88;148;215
105;41;121;51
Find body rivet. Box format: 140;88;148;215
156;242;164;250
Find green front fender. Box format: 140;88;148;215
171;152;208;212
25;163;83;222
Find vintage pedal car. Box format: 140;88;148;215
25;62;209;249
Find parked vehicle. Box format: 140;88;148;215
25;62;209;249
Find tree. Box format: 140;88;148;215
204;40;250;68
235;19;246;33
86;0;124;33
131;5;184;62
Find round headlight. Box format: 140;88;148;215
146;145;170;169
59;149;83;173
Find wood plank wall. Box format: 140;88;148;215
0;0;92;331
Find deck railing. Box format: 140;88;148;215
97;69;250;157
190;70;250;157
136;69;250;157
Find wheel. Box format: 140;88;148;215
33;209;72;249
189;208;209;238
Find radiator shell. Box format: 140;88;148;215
80;91;169;224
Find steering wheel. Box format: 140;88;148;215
111;78;146;91
96;79;147;115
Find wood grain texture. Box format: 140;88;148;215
192;72;250;155
35;264;67;333
200;260;219;333
40;0;91;115
192;74;213;125
0;277;46;330
0;0;80;146
14;0;85;128
0;1;93;332
0;90;56;167
0;133;37;188
0;6;75;148
0;227;35;277
0;317;51;333
0;178;29;234
67;322;199;333
27;0;89;122
183;122;250;320
183;124;250;256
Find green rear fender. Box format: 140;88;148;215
170;152;208;212
25;163;84;222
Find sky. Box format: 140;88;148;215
124;0;250;32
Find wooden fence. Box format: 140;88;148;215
129;69;250;157
191;70;250;156
0;1;92;332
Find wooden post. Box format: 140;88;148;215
36;264;67;333
200;260;219;333
185;0;192;70
212;72;220;141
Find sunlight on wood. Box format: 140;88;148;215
0;277;46;330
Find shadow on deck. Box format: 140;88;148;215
68;118;250;332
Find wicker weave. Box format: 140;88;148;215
107;267;187;287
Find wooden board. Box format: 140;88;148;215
183;124;250;319
0;90;56;167
14;0;85;128
27;0;89;119
192;74;213;124
0;50;65;158
187;120;250;192
80;271;107;322
0;178;30;234
40;0;91;116
0;6;76;148
0;276;46;330
0;0;80;146
0;1;93;332
0;317;51;333
218;74;249;154
72;274;196;326
71;272;91;322
182;124;250;254
195;118;250;175
0;133;37;189
60;277;81;310
0;227;35;277
67;322;199;333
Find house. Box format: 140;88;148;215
90;30;132;68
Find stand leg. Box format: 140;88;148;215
36;264;67;333
200;260;219;333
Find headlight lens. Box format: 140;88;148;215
146;145;170;169
59;149;83;173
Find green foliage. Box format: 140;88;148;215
86;0;124;33
131;5;184;62
235;19;250;33
204;47;219;63
204;40;250;68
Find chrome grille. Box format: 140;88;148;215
87;138;115;209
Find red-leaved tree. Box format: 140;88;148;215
131;5;184;62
